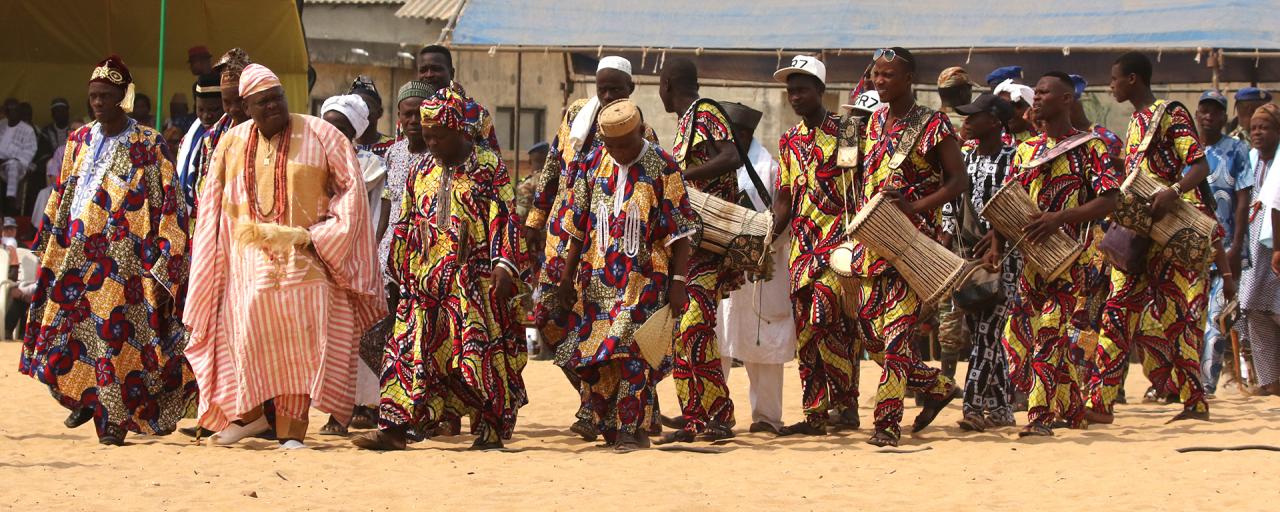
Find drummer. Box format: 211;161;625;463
983;72;1120;437
768;55;861;436
526;56;656;442
1086;52;1216;424
851;47;968;447
657;58;741;444
554;99;698;451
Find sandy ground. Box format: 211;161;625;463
0;340;1277;510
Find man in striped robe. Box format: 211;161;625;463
183;64;385;449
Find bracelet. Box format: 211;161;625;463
1170;183;1183;194
671;275;687;283
1221;272;1234;278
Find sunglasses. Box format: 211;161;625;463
873;48;912;63
350;76;377;92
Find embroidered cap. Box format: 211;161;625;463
597;99;642;138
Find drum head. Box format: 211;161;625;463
830;242;856;277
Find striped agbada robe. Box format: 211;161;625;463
183;113;385;432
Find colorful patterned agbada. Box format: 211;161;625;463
529;99;658;428
1089;99;1211;417
670;99;738;434
999;130;1117;429
377;90;526;444
20;119;197;441
379;145;527;443
776;112;859;427
558;141;698;443
851;105;957;442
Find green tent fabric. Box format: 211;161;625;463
1;0;309;127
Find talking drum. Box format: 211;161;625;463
828;241;862;319
847;193;968;305
687;187;773;273
979;182;1083;281
1115;170;1217;268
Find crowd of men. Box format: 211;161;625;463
9;42;1280;451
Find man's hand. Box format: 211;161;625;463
1227;247;1242;277
1271;250;1280;277
972;230;997;259
1023;210;1064;244
494;266;516;305
1224;273;1239;302
555;277;578;312
669;279;689;313
1149;188;1180;222
883;189;916;217
981;240;1001;271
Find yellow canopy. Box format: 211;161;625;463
1;0;309;127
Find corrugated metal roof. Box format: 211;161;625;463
395;0;460;21
452;0;1278;49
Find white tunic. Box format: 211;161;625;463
716;139;797;364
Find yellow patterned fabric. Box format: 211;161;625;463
379;145;527;442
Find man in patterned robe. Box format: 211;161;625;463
555;99;697;451
352;88;526;451
527;56;654;441
769;56;861;435
20;55;196;446
988;72;1119;437
851;48;966;447
655;57;741;444
1086;52;1215;424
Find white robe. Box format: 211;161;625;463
715;138;797;364
1253;148;1280;248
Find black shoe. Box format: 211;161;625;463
64;407;93;429
701;422;735;442
1167;409;1210;423
912;390;958;433
654;429;696;445
779;420;827;436
747;421;781;435
659;414;688;430
178;426;216;438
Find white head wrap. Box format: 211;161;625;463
994;78;1035;107
597;56;633;76
321;94;370;139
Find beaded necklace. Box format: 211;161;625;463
244;122;292;223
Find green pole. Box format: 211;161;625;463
155;0;167;127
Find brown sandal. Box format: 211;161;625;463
866;430;898;447
957;413;988;432
351;430;407;451
1018;423;1054;438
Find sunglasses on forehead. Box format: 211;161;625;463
873;48;912;63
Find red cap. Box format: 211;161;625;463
90;54;132;88
188;45;212;62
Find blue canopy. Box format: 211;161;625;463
452;0;1280;83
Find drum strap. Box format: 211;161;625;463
681;98;771;208
887;104;933;170
1016;131;1099;170
1129;100;1218;213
